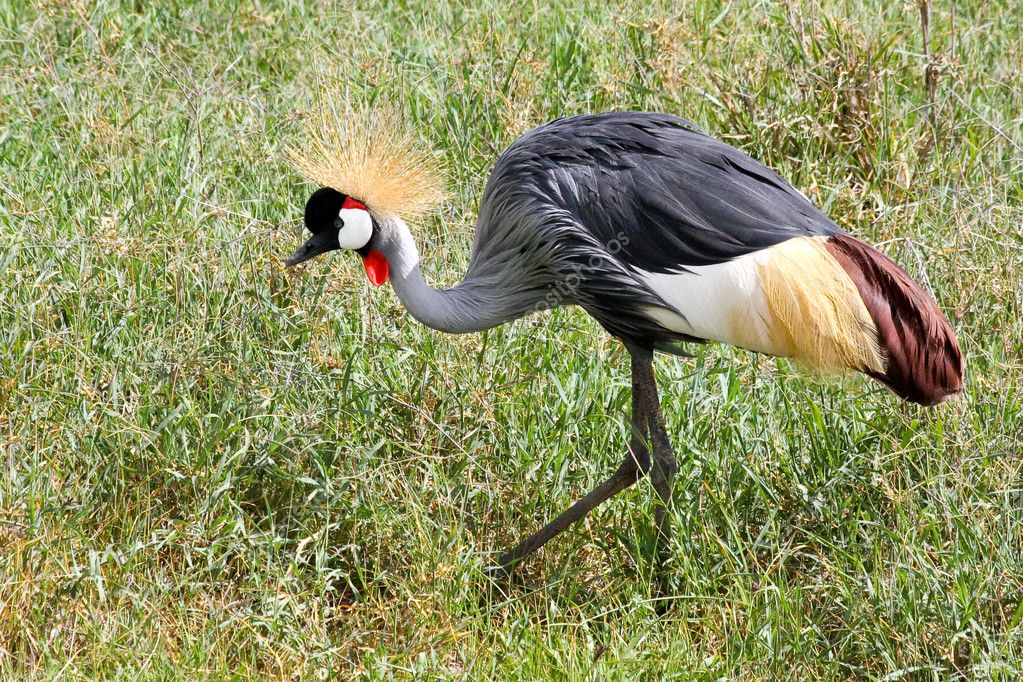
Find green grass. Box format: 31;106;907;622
1;0;1022;678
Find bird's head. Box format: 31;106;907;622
286;187;390;285
283;106;446;286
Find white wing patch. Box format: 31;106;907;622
633;236;884;373
635;249;787;356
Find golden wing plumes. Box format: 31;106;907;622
288;106;447;220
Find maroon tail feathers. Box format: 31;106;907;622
825;234;963;406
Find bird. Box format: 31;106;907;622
285;111;963;579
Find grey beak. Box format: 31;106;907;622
286;231;340;267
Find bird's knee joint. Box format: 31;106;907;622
663;455;677;475
655;452;677;479
620;445;651;479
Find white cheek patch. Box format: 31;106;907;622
337;208;372;249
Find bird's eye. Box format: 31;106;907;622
334;216;345;229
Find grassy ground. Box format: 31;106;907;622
1;0;1021;678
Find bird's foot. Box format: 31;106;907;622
482;561;512;582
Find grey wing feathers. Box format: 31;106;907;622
491;112;843;273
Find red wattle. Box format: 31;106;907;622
362;250;389;286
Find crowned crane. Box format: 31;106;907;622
285;111;963;578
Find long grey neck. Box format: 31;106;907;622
378;216;544;334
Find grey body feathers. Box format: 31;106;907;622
460;112;843;346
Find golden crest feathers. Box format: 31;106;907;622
288;105;447;219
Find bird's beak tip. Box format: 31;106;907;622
286;232;337;268
284;251;308;269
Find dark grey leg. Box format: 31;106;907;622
634;346;677;565
489;345;655;577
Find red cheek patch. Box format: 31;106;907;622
343;197;367;211
362;250;389;286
